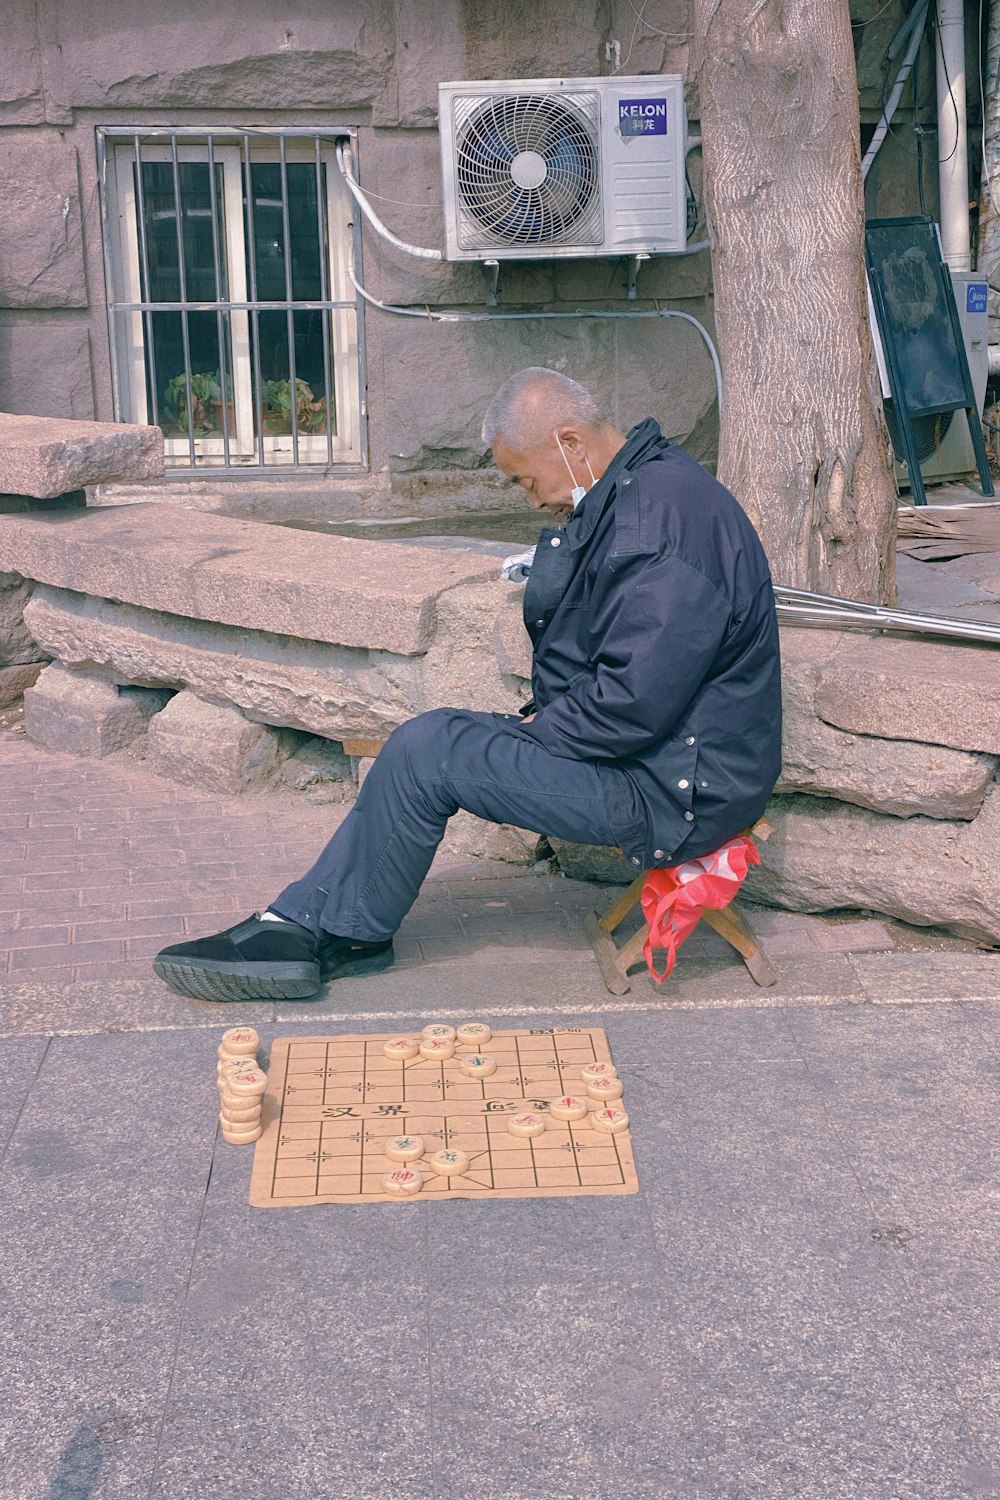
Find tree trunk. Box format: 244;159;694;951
978;0;1000;465
979;0;1000;274
694;0;897;601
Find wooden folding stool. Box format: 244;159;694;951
584;818;778;996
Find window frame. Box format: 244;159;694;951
99;127;366;472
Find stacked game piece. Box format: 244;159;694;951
581;1060;629;1134
216;1026;267;1144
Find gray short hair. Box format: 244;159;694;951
481;367;606;452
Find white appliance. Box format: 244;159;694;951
438;75;688;261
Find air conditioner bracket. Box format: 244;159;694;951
481;259;501;307
627;253;650;300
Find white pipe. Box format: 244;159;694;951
343;237;724;414
336;142;444;261
936;0;972;270
862;0;929;181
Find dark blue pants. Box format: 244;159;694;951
271;708;627;942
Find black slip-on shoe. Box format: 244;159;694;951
153;914;322;1002
317;934;395;983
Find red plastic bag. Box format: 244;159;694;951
640;835;760;983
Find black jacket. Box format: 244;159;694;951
512;418;782;870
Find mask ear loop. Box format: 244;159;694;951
554;431;595;508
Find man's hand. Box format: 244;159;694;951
520;713;535;723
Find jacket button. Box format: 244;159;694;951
631;857;641;866
700;779;709;788
677;778;689;789
685;735;695;745
684;811;694;822
535;620;544;627
653;849;665;859
550;536;561;547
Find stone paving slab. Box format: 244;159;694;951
3;1010;999;1500
0;1030;214;1499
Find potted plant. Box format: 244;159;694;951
162;371;234;436
262;377;327;435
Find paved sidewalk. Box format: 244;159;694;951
2;722;1000;1500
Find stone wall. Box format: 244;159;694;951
0;0;931;507
2;500;998;945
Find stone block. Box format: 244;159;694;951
42;1;395;114
548;838;636;885
0;505;498;652
23;662;169;757
0;134;86;308
746;787;1000;946
0;414;163;498
815;635;1000;756
0;660;45;708
439;811;537;865
0;1;45;125
147;691;282;795
24;586;420;741
0;320;96;421
493;592;534;681
777;640;997;820
0;570;39;665
380;313;618;473
279;735;353;790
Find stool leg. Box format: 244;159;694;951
597;873;646;935
584;911;632;995
701;904;778;987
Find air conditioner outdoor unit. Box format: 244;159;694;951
438;75;688;261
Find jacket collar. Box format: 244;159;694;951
564;417;669;550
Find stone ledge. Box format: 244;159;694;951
0;414;163;497
0;504;502;654
777;630;996;820
22;582;527;741
746;788;1000;946
814;633;1000;756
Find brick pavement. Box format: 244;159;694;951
0;725;598;988
2;718;979;999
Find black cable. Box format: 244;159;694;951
874;7;938;168
853;0;904;29
933;9;961;165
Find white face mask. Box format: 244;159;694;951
555;431;597;508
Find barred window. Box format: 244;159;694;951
99;129;364;471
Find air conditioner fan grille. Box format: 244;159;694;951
453;92;602;249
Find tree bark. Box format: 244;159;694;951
694;0;897;601
978;0;1000;275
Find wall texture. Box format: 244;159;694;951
0;0;936;508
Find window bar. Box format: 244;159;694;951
131;133;162;433
350;173;369;468
278;134;300;467
96;132;124;422
169;134;197;464
242;132;267;465
205;134;232;469
314;135;335;466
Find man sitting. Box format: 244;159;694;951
154;367;782;1002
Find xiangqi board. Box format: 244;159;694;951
248;1027;639;1207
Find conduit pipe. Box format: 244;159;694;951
862;0;929;181
936;0;972;270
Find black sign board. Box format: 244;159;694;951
864;215;993;505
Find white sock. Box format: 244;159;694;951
261;909;291;923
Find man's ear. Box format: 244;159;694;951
556;424;587;458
